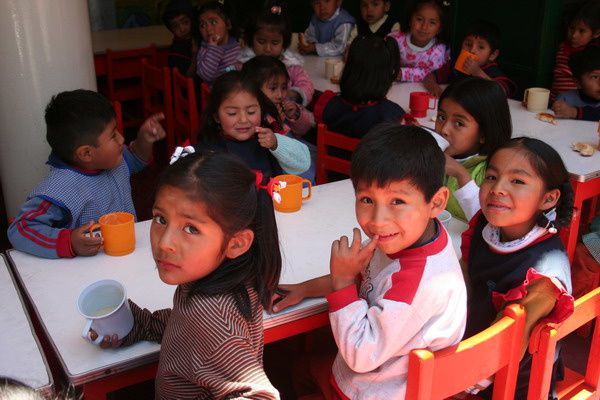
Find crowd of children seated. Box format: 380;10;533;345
5;0;600;399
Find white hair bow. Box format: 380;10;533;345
169;146;196;165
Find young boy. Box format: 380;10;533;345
162;0;198;76
8;90;165;259
272;124;467;399
298;0;355;57
424;20;516;98
553;46;600;121
347;0;400;45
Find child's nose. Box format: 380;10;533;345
158;229;176;252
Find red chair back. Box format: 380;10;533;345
106;45;158;102
316;123;359;184
528;287;600;400
141;59;174;154
406;304;526;400
200;82;211;114
172;68;200;146
112;100;124;136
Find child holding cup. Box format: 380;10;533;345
8;90;165;259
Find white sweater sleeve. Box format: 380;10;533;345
270;134;310;175
453;179;481;221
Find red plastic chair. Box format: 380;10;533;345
112;100;124;136
316;123;360;184
141;59;174;156
527;287;600;400
200;82;211;114
106;45;158;128
172;68;200;146
406;304;526;400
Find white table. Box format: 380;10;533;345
7;179;467;399
302;55;600;261
0;254;53;396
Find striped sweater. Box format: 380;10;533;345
550;41;595;101
122;283;279;399
197;37;241;84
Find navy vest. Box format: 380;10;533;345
356;15;398;38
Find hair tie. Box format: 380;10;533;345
442;0;451;6
254;171;287;203
218;0;225;4
537;207;558;234
169;145;196;165
270;5;282;15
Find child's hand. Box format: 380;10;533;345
88;329;121;349
138;113;166;144
256;127;278;150
298;34;316;54
444;153;472;187
552;100;577;119
207;33;221;46
330;228;378;291
282;99;301;121
271;284;305;312
462;57;482;76
71;222;103;256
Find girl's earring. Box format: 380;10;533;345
536;208;558;234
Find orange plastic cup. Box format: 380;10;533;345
89;212;135;256
454;49;479;74
273;175;312;213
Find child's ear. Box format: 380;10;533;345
540;188;560;211
74;145;94;164
429;186;450;218
489;49;500;62
224;229;254;259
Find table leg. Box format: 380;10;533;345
82;363;157;400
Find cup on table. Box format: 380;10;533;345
77;279;134;345
273;174;312;213
523;87;550;112
409;92;437;118
438;210;452;229
88;212;135;256
325;58;338;79
332;61;344;80
454;49;479;74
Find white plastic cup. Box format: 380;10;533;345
77;279;134;345
438;210;452;229
325;58;337;78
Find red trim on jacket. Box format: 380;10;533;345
327;284;359;313
16;201;57;248
56;229;75;258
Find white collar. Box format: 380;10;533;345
407;33;435;52
482;209;557;253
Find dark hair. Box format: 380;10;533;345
241;55;289;89
487;137;574;229
199;71;281;143
463;19;501;51
569;45;600;79
340;36;400;104
439;76;511;156
405;0;451;44
197;0;238;39
244;1;292;50
45;89;115;164
570;0;600;33
157;151;281;318
351;123;445;201
163;0;195;28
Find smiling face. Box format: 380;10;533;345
360;0;390;25
435;98;482;157
199;10;230;45
461;35;498;66
151;185;227;285
479;148;559;241
253;28;284;57
312;0;341;21
216;90;262;141
354;179;447;254
409;4;442;47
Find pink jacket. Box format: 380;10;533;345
389;31;450;82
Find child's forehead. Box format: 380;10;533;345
355;178;423;195
199;9;225;21
463;34;490;45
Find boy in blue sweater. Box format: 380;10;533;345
8;89;165;259
299;0;355;56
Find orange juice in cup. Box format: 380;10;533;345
273;175;312;213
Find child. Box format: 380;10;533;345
314;35;405;138
461;137;574;398
435;77;511;222
240;2;315;106
92;151;281;399
162;0;199;76
8;90;165;259
552;46;600;121
550;0;600;101
196;0;241;84
299;0;355;57
425;20;517;98
388;0;450;82
347;0;400;45
195;71;310;177
242;55;317;182
272;123;467;399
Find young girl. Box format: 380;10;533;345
92;151;281;399
435;76;511;222
240;2;315;106
242;55;317;182
388;0;450;82
551;0;600;101
196;0;241;84
196;71;310;177
314;35;405;138
461;137;574;398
